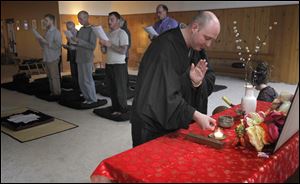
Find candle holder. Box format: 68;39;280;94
208;128;226;140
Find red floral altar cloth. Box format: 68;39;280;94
91;101;299;183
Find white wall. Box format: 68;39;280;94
112;1;299;15
59;1;299;15
58;1;112;15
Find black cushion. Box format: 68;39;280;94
96;80;136;99
213;84;227;92
93;106;132;122
59;90;83;102
1;82;17;91
35;93;60;102
2;75;77;97
59;98;107;109
1;110;54;131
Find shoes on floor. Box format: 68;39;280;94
82;100;95;105
111;111;122;116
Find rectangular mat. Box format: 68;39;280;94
1;107;78;143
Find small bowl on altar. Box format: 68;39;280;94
218;115;234;128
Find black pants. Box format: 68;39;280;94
68;50;79;90
58;55;62;82
105;64;128;112
125;57;129;86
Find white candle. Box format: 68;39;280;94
214;128;223;139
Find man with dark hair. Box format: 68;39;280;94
100;11;129;115
152;4;178;36
44;14;55;22
131;11;220;147
37;13;62;96
71;10;98;104
108;11;121;20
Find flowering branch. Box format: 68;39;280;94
232;21;278;85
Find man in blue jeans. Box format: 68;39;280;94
72;10;97;104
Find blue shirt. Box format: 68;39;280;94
153;16;178;35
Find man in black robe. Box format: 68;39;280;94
131;11;220;147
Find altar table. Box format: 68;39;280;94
91;101;299;183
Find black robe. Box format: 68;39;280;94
131;28;215;146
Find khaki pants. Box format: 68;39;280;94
45;60;61;95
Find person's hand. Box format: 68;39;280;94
189;59;207;87
99;39;112;47
193;111;216;131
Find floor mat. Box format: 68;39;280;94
1;107;78;143
1;76;74;96
35;93;60;102
213;84;227;92
93;106;132;122
1;82;16;91
58;99;108;110
96;80;136;99
1;109;54;131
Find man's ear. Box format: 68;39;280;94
191;23;199;34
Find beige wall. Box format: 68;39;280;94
2;2;298;84
1;1;60;60
58;1;298;15
58;5;299;84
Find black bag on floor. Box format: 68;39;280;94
13;72;31;84
12;73;31;93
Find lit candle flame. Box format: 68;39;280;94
214;128;223;138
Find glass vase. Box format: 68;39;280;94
241;83;257;114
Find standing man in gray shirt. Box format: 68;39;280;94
38;14;62;96
100;12;129;115
71;10;98;104
62;21;79;90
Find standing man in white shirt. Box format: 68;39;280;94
37;14;62;96
100;11;129;115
